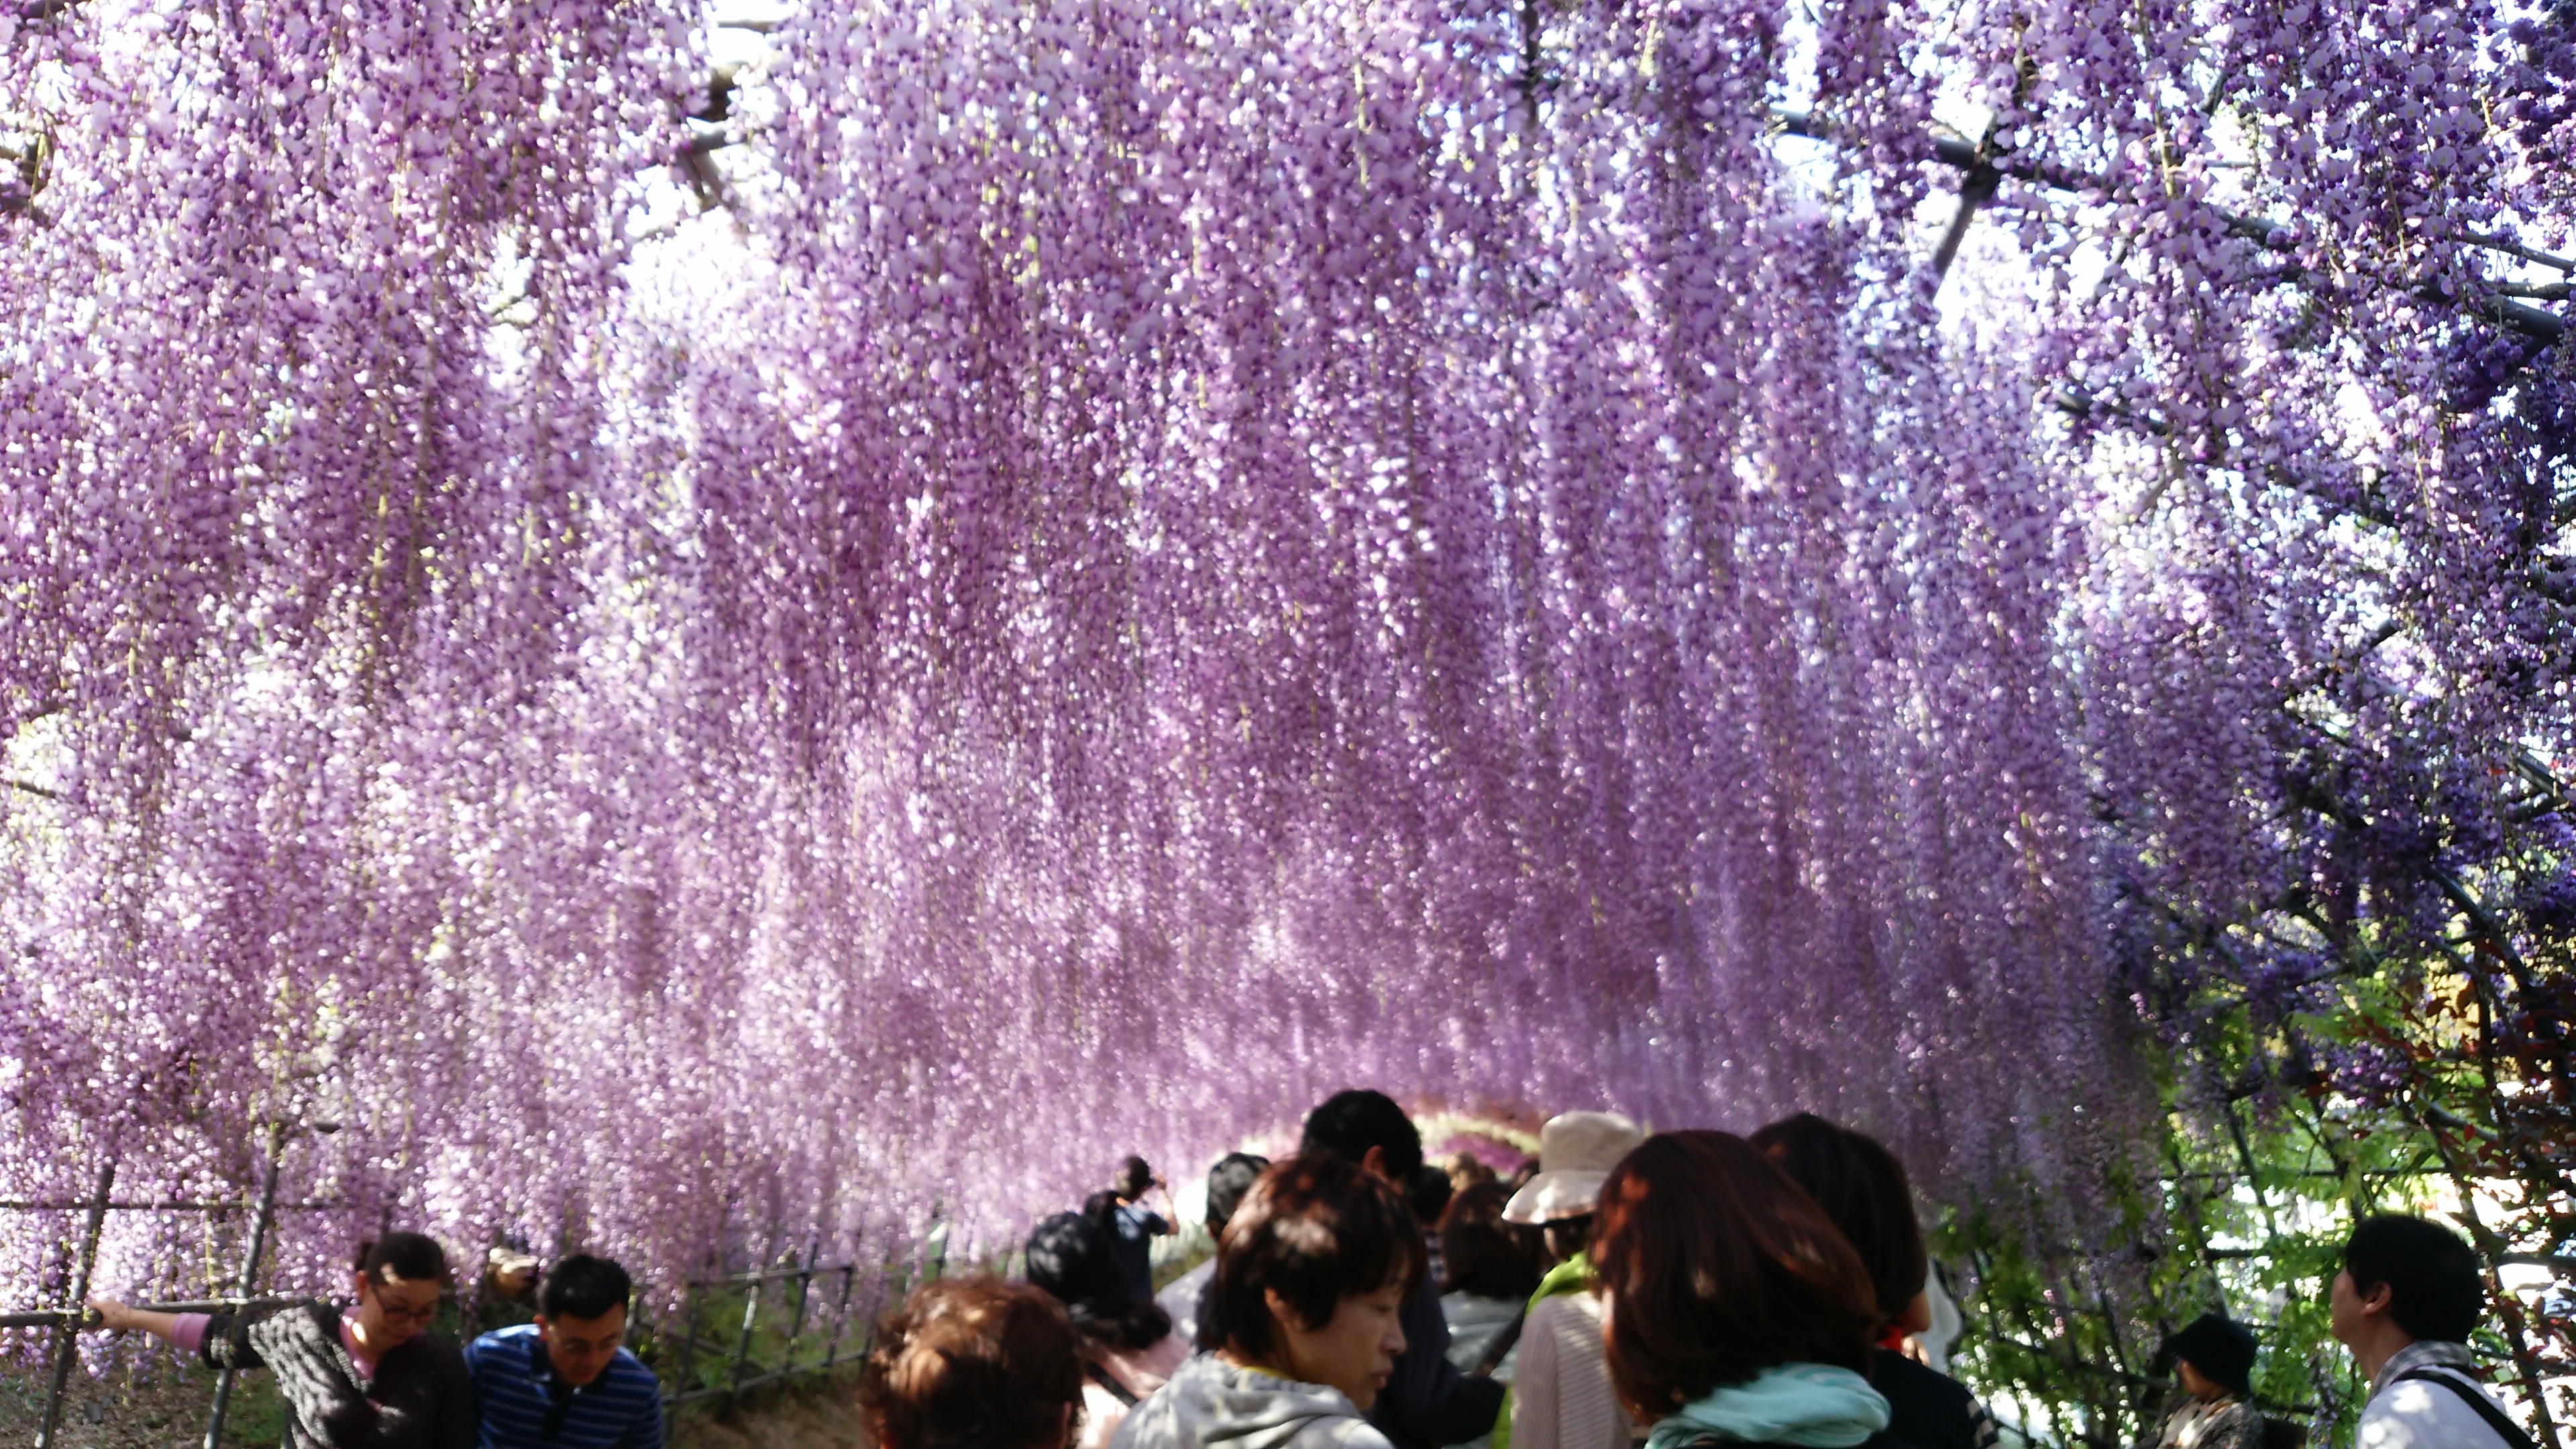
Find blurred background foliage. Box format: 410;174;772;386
1937;847;2573;1449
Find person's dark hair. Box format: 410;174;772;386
539;1254;634;1321
1594;1131;1880;1419
1023;1212;1173;1354
1083;1296;1171;1355
1301;1089;1425;1184
1205;1152;1271;1230
860;1275;1084;1449
353;1233;451;1287
1118;1156;1155;1199
2161;1313;2258;1397
1411;1164;1454;1227
1080;1188;1122;1232
1444;1152;1498;1192
1441;1181;1542;1301
1214;1156;1428;1366
2345;1214;2485;1343
1750;1112;1928;1332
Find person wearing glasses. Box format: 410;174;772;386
464;1254;663;1448
87;1231;475;1448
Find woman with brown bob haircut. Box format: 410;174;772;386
1593;1132;1909;1449
1111;1156;1427;1449
861;1275;1087;1449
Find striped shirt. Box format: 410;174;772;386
465;1324;663;1449
1513;1293;1636;1449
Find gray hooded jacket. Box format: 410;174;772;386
1110;1354;1397;1449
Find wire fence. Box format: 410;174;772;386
1;1132;949;1448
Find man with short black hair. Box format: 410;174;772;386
1300;1089;1503;1449
466;1254;662;1449
2332;1214;2532;1449
1160;1150;1271;1349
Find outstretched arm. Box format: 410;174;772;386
85;1299;201;1349
91;1298;260;1370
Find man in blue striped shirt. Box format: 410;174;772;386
466;1255;663;1449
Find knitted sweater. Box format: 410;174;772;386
200;1301;476;1449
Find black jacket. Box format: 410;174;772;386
1871;1348;1986;1449
1366;1272;1505;1449
202;1301;476;1449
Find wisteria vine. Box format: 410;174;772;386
0;0;2567;1348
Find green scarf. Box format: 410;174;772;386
1641;1364;1890;1449
1529;1250;1594;1309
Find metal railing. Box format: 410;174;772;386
643;1238;949;1443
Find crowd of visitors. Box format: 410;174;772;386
74;1090;2538;1449
864;1093;2544;1449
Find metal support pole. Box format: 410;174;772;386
821;1265;856;1368
205;1123;286;1449
1927;162;2002;284
663;1274;704;1443
35;1159;116;1449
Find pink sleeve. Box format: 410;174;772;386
169;1313;213;1353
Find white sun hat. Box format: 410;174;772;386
1503;1111;1646;1225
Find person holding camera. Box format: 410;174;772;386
1089;1156;1177;1304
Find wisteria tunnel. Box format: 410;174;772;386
0;0;2569;1443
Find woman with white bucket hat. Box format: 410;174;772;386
1505;1111;1648;1449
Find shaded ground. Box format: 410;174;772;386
0;1349;292;1448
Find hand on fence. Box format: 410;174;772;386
83;1297;180;1342
83;1297;135;1332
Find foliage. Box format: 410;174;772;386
1941;845;2576;1448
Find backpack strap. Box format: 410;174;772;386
1084;1360;1140;1407
2392;1368;2537;1449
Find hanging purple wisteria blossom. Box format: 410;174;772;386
0;0;2565;1303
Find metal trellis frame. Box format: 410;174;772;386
33;1160;114;1449
202;1123;287;1449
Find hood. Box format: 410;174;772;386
1114;1354;1389;1449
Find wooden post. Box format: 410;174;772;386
821;1265;857;1368
784;1246;818;1370
729;1271;762;1397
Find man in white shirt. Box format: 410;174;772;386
2331;1214;2535;1449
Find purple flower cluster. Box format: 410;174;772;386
0;0;2565;1306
